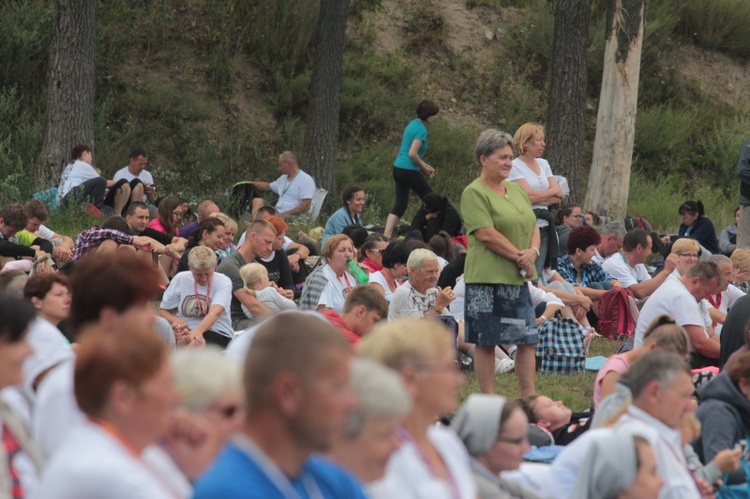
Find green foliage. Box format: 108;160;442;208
0;88;42;198
675;0;750;59
628;172;737;234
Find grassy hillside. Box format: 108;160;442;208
1;0;750;233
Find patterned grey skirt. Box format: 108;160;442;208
464;283;538;346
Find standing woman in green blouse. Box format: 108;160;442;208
384;100;439;238
461;129;540;398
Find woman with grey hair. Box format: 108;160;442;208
451;394;539;498
327;358;411;484
461;129;540;397
387;248;455;320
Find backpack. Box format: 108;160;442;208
535;317;586;374
624;216;653;233
597;287;639;340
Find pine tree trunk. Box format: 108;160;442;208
546;0;590;202
585;0;646;221
36;0;97;190
302;0;350;197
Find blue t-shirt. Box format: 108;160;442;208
393;119;428;171
193;441;368;498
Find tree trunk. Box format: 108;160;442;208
546;0;590;202
585;0;646;221
302;0;350;197
36;0;97;190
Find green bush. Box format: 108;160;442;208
404;1;446;53
676;0;750;59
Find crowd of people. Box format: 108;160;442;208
1;110;750;498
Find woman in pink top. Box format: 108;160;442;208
147;195;182;236
594;315;690;407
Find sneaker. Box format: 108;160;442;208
495;358;515;374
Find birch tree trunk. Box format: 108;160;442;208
37;0;97;190
585;0;646;220
302;0;351;197
547;0;590;202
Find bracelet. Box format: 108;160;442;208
531;247;540;256
540;315;547;322
433;306;444;314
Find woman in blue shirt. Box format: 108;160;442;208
384;100;439;238
322;185;366;247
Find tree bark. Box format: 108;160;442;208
585;0;646;221
546;0;590;202
302;0;351;197
37;0;97;190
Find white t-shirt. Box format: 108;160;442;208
36;224;56;241
508;157;554;227
707;283;747;335
318;265;357;313
33;359;86;459
240;286;297;318
389;281;440;320
269;170;316;213
113;166;154;202
528;281;564;308
591;247;605;265
602;252;652;289
369;270;395;303
368;425;478;499
58;160;100;200
22;318;73;400
160;271;234;338
634;276;705;348
37;421;175;499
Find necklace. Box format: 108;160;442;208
281;171;299;197
194;278;212;317
382;269;397;291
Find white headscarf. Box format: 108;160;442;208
451;393;506;455
570;427;647;498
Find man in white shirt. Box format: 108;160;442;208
614;351;708;499
634;261;723;368
603;228;677;300
248;151;316;219
57;144;108;211
108;148;156;210
591;221;626;264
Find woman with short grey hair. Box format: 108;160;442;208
461;128;540;397
388;248;456;320
328;358;411;484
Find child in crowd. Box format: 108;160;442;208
239;263;296;319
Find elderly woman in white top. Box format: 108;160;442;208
452;393;539;499
328;358;412;484
359;319;477;499
388;248;455;320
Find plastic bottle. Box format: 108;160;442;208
346;258;369;284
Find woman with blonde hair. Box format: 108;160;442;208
594;314;690;407
238;262;296;320
510;122;564;278
299;234;361;313
359;319;476;499
669;238;701;277
209;212;238;262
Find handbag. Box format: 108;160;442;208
535;317;585;374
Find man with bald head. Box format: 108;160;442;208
193;312;364;498
248;151;316;219
178;199;220;239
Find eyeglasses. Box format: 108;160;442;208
678;253;699;259
497;435;528;445
368;248;385;253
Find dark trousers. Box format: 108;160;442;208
103;178;144;214
62;177;107;209
204;330;232;348
390;167;433;217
